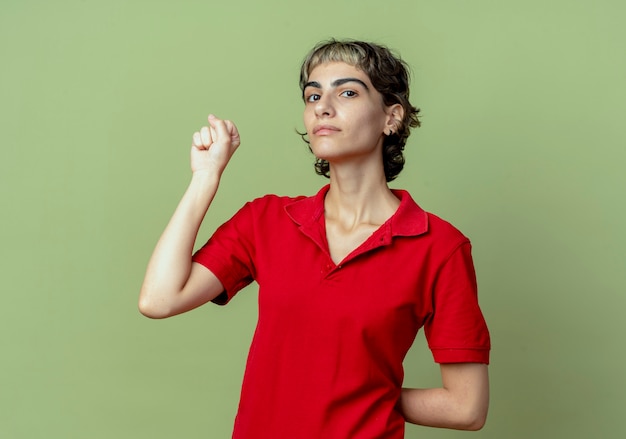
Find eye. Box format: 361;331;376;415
340;90;357;98
305;93;321;103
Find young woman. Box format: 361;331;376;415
139;39;490;438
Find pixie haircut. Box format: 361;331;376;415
299;39;421;182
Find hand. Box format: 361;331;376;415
191;114;241;176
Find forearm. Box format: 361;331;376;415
139;171;220;316
398;364;489;431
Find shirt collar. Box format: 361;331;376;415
285;184;428;238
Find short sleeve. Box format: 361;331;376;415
192;202;256;305
425;242;491;364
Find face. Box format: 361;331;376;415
303;62;397;166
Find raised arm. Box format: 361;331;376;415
398;363;489;430
138;115;240;319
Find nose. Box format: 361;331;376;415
314;94;335;118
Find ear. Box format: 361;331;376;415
384;104;404;136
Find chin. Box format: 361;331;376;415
309;143;339;161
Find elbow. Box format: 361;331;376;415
138;305;165;319
138;300;166;319
138;289;171;319
457;405;488;431
463;414;487;431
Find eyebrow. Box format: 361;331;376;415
303;77;370;93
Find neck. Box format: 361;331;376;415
324;164;399;227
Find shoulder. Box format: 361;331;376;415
421;212;474;266
210;193;310;245
245;193;308;212
245;186;327;226
425;211;470;245
237;193;312;226
393;188;469;247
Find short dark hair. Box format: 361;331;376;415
299;39;421;182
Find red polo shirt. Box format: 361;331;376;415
193;185;490;438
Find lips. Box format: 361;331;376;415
313;125;340;135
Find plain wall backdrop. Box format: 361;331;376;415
1;0;624;437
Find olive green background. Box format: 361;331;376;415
1;0;624;437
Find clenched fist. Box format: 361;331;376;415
191;114;241;176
